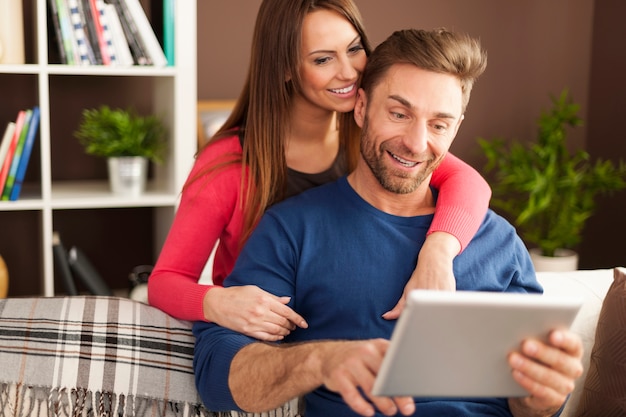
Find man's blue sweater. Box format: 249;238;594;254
193;176;542;416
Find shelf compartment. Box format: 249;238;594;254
0;210;44;297
52;207;155;293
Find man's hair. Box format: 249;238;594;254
360;28;487;113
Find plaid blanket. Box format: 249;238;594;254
0;296;301;417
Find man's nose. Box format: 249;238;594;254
403;123;429;154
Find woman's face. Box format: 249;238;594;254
298;9;367;114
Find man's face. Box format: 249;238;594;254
354;64;464;194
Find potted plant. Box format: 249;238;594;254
74;105;167;196
478;90;626;271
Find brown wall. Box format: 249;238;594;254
198;1;624;269
580;0;626;268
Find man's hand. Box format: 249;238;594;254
320;339;416;416
508;329;584;417
230;339;415;415
383;232;458;320
203;286;308;341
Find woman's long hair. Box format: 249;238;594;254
190;0;372;246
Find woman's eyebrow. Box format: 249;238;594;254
307;35;361;56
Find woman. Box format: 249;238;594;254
148;0;491;340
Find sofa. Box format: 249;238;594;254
0;267;624;417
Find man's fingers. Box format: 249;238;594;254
382;299;403;320
549;329;584;360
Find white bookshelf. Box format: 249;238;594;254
0;0;197;296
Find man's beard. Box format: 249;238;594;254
360;118;438;194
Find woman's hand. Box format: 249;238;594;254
382;232;458;320
203;285;308;341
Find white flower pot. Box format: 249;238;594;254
107;156;148;197
529;248;579;272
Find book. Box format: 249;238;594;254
122;0;167;67
68;246;113;296
56;0;78;64
162;0;174;66
67;0;95;65
104;3;133;66
52;232;78;295
0;123;17;182
0;111;27;195
47;0;68;63
9;107;41;201
108;0;150;65
2;109;33;200
94;0;118;65
78;0;103;64
87;0;111;64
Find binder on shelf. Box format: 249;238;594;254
52;232;78;295
123;0;167;67
2;109;32;200
68;246;113;296
104;3;133;66
0;123;16;182
0;0;25;64
163;0;175;66
87;0;111;64
55;0;78;64
10;106;40;201
94;0;118;65
67;0;94;65
0;110;27;196
47;0;68;63
109;0;149;65
78;0;102;64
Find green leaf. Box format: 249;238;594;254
477;89;626;255
74;105;167;164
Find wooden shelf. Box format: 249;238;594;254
0;0;197;297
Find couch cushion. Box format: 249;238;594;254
573;267;626;416
0;296;300;417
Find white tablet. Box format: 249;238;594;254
372;289;583;398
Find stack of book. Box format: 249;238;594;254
48;0;174;67
0;107;41;201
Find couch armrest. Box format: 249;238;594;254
0;296;301;417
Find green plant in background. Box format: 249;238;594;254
74;105;167;163
478;89;626;257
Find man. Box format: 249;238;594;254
193;28;584;417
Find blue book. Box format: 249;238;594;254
10;106;40;201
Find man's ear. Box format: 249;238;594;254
353;88;366;128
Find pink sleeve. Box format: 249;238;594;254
148;137;243;321
429;153;491;253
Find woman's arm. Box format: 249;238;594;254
148;136;306;340
383;152;491;319
148;142;242;321
428;152;491;251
